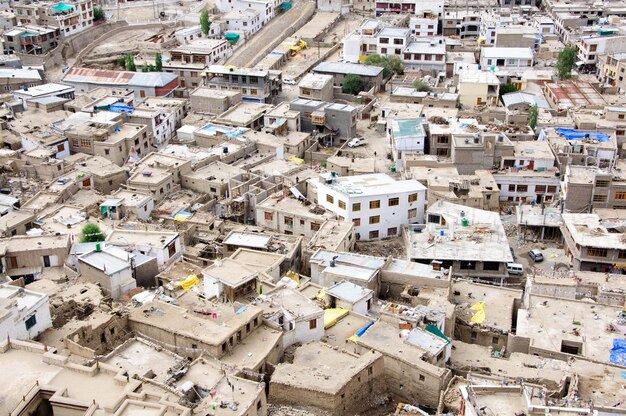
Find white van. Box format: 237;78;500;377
506;263;524;275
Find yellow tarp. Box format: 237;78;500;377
324;308;348;329
174;212;192;222
470;301;486;324
288;156;305;165
286;270;300;283
177;274;200;291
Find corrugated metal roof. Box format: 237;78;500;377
63;67;177;88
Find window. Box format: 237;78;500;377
309;319;317;329
311;223;320;231
388;197;399;206
353;218;361;226
326;194;334;204
593;194;607;202
508;184;516;191
408;208;417;218
619;250;626;259
483;262;500;271
264;212;273;221
369;215;380;224
619;114;625;120
460;261;475;270
393;38;403;45
370;200;380;209
517;185;528;192
437;136;449;144
492;337;499;344
104;148;110;155
25;315;37;330
470;331;477;339
535;185;546;193
387;227;397;236
595;180;610;187
547;186;557;193
408;193;418;203
587;248;607;257
353;203;361;211
379;37;389;44
284;216;293;226
615;192;626;200
57;143;65;152
369;230;379;239
419;374;425;381
338;200;346;209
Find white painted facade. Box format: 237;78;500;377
493;173;560;204
410;16;438;38
315;173;426;241
480;47;534;70
0;284;52;341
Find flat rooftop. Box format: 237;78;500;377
104;339;181;383
106;229;178;249
311;249;386;269
322;173;426;198
516;294;622;364
452;280;522;332
562;212;626;249
202;258;258;288
271;341;382;394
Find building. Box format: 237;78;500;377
14;0;94;36
0;234;71;284
3;25;62;55
543;81;606;113
562;163;626;213
390;117;428;162
457;69;500;108
105;229;182;271
480;47;534;70
402;38;446;73
205;65;281;103
561;211;626;272
74;155;127;194
410;14;439;37
577;33;626;68
0;284;52;340
270;342;384;416
406;201;514;281
289;99;358;143
0;68;43;92
298;73;334;102
312;61;384;93
78;246;137;300
13;83;75;108
189;87;241;114
255;195;336;237
315;173;426;240
100;189;154;221
62;67;179;101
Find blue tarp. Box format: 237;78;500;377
109;104;135;114
355;321;374;337
610;338;626;366
556;128;610;142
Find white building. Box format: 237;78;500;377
78;248;136;300
402;38;446;72
410;15;439;38
480;47;534;70
315;173;426;241
377;27;411;57
223;9;262;35
263;287;324;348
47;0;94;36
343;20;382;63
390;117;428;163
0;284;52;341
105;230;182;271
217;0;279;28
326;280;373;315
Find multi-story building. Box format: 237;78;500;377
289;99;358;143
298;73;334;102
389;117;427;162
343;20;382;63
410;14;439;38
3;25;62;55
166;40;232;89
562;162;626;213
442;10;481;39
402;38;446;72
14;0;94;36
598;52;626;91
315;173;426;240
577;33;626;69
377;27;411;57
561;211;626;272
0;67;43;91
457;69;500;108
0;284;52;340
480;47;534;70
205;65;281;103
216;0;280;29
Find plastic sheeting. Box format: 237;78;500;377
324;308;348;329
470;301;486;324
610;338;626;366
556;128;611;142
176;275;200;290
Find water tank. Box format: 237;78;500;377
461;217;469;227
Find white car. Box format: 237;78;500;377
347;137;367;148
283;78;296;85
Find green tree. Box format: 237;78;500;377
413;79;431;92
141;63;150;72
528;104;539;130
499;83;519;99
93;6;105;21
125;54;136;72
364;53;403;79
155;52;163;72
117;56;126;69
80;223;105;243
200;10;211;36
342;74;365;95
556;46;577;80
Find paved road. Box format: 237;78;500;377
226;0;315;67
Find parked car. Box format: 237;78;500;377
528;249;544;262
283;78;296;85
347;137;367;148
506;263;524;275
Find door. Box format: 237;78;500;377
43;256;51;267
8;257;17;268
